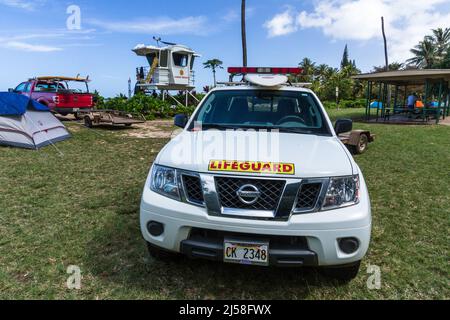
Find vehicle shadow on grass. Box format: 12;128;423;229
86;215;346;299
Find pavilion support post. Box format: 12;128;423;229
404;85;407;111
366;81;372;121
394;85;399;112
446;84;450;117
437;80;443;124
423;80;429;121
381;83;388;120
377;82;383;122
444;87;448;117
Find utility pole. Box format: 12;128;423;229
381;17;389;71
241;0;248;67
381;17;390;116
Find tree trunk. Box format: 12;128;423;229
241;0;248;67
213;69;217;87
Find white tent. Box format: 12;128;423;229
0;93;71;149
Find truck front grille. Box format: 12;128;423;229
215;177;286;211
182;175;204;205
295;183;322;211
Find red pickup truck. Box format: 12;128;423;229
10;76;94;117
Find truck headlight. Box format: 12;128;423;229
150;165;180;200
322;175;360;210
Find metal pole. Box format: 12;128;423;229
366;81;372;121
437;80;443;124
445;83;450;117
381;17;389;70
393;85;399;118
383;83;389;119
376;83;382;122
241;0;248;67
423;80;429;121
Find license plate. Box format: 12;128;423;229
224;239;269;266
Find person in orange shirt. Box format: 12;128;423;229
416;99;425;108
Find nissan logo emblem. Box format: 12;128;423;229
236;184;261;205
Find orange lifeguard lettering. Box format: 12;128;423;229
209;161;295;175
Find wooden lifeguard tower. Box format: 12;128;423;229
133;38;201;107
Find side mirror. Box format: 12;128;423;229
335;119;353;135
8;88;14;93
174;114;188;129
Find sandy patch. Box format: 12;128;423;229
121;120;182;139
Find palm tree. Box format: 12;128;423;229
407;38;437;69
299;58;316;82
315;64;329;83
372;62;404;72
432;27;450;57
341;64;360;77
203;59;223;87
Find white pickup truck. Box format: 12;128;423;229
140;67;372;281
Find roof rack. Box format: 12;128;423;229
216;81;247;86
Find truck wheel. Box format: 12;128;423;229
322;261;361;282
84;116;93;128
354;134;369;155
147;242;180;261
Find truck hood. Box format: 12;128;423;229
156;131;354;178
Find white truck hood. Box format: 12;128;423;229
156;131;355;178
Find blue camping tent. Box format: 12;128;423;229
0;92;70;149
0;92;49;116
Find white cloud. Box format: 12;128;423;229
0;0;45;10
264;9;297;38
265;0;450;61
88;16;209;36
222;10;239;23
0;29;97;52
2;41;62;52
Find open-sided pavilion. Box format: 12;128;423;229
353;69;450;124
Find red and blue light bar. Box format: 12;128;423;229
228;67;303;75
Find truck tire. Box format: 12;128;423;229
147;242;180;261
354;134;369;155
84;116;93;128
322;261;361;282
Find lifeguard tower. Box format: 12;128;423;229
133;38;200;106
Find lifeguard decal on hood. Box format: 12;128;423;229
209;160;295;175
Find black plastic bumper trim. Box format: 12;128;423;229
180;239;318;267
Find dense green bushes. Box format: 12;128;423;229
322;99;367;109
95;93;197;120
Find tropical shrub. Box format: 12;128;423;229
96;93;196;120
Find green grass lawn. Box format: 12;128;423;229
0;109;449;300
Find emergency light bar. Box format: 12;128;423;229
228;67;303;75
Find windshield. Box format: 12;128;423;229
34;82;66;92
190;90;331;135
34;81;89;93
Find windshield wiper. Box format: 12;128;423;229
275;127;314;135
200;124;241;130
199;124;315;135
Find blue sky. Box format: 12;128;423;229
0;0;449;97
